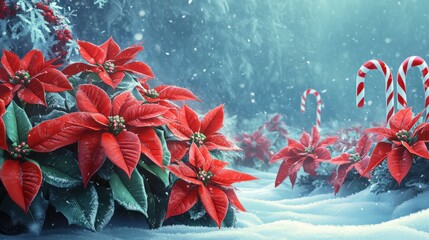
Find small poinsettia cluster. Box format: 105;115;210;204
270;108;429;195
270;126;338;188
0;37;255;232
234;114;288;168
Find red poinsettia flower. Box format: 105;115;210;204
165;143;257;228
0;49;72;106
270;126;338;188
28;84;170;186
166;104;240;162
328;134;372;194
237;130;272;164
362;108;429;185
136;77;200;120
260;114;288;139
62;37;154;89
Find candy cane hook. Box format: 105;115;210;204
356;60;394;123
397;56;429;120
301;88;322;131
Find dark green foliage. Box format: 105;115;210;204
370;159;429;194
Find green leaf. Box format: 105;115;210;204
114;73;138;94
0;150;4;166
222;204;237;228
49;184;98;231
139;162;169;188
188;201;207;220
155;128;171;166
45;92;76;112
3;100;32;143
109;169;148;216
94;186;115;231
210;149;225;160
97;161;114;181
36;150;82;188
29;109;67;126
0;191;48;234
131;87;145;101
144;179;168;229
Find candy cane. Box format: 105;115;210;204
397;56;429;120
301;88;322;131
356;60;394;123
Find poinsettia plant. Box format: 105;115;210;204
362;108;429;185
270;126;338;188
0;37;254;235
234;114;288;169
235;130;272;167
28;84;170;185
165;143;257;228
328;134;372;194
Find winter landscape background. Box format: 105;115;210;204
3;0;429;239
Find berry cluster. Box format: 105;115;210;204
144;88;159;99
103;61;115;74
11;70;31;85
0;0;17;19
108;115;127;135
35;2;60;24
35;2;73;60
396;129;412;142
9;142;31;159
349;153;360;163
196;169;213;184
304;146;313;153
53;29;72;59
190;132;206;147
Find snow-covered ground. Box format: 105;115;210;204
12;166;429;240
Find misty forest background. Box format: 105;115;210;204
61;0;429;130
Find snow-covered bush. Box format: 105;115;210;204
0;0;76;61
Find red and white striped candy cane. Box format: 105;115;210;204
397;56;429;120
356;60;394;123
301;88;322;131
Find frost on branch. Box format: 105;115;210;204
94;0;108;8
1;0;76;60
